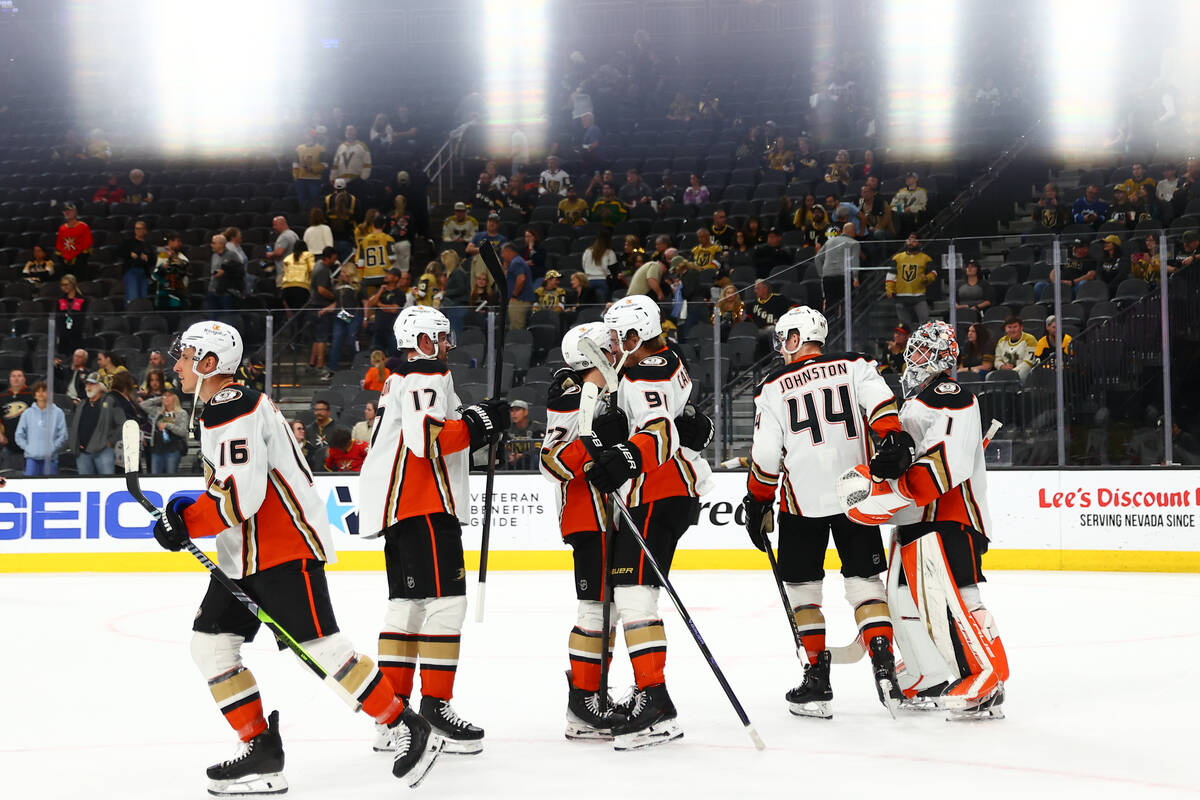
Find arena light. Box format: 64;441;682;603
482;0;549;164
1046;0;1120;156
883;0;959;159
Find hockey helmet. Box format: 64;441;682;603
901;320;959;399
560;323;613;371
774;305;827;355
603;294;662;347
393;305;452;357
169;320;243;381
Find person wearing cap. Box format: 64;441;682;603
1072;185;1108;229
294;128;327;213
442;202;478;242
955;257;993;320
618;167;653;210
655;171;681;207
1033;315;1072;369
590;182;628;228
534;270;566;312
1168;230;1200;272
15;381;67;476
885;234;937;327
55;202;93;277
1032;182;1070;232
553;182;588;228
1106;185;1137;228
69;372;122;475
265;215;300;287
878;323;910;375
235;358;267;393
1098;234;1130;287
505;399;543;470
466;212;508;257
331;124;372;186
141;387;188;475
323;177;359;259
1036;238;1096;300
753;227;791;276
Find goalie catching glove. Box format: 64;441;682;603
583;442;642;493
869;430;915;480
741;493;774;552
462;398;511;450
153;496;195;552
836;465;913;525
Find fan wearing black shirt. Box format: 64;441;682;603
748;279;795;352
0;370;34;470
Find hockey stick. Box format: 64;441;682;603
577;399;765;751
474;241;509;623
762;537;807;663
120;420;362;711
828;418;1004;665
598;496;616;710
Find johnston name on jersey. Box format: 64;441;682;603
749;352;901;516
182;384;335;579
357;357;471;538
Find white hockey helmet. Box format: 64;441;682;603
393;305;452;357
169;320;243;381
603;294;662;345
560;323;613;371
901;320;960;398
774;305;827;355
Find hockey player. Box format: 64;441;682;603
741;306;911;719
539;323;631;741
581;295;715;750
841;320;1008;719
358;305;509;754
152;320;441;795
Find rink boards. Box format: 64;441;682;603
0;469;1197;572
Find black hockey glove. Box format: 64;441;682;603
741;493;775;552
584;442;643;494
592;407;629;449
675;404;714;451
153;496;194;552
869;430;916;480
462;398;511;450
547;368;581;405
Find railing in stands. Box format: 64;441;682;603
423;137;455;207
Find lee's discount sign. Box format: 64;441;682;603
0;470;1196;561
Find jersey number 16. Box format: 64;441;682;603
787;384;858;444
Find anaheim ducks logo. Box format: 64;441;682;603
3;400;28;419
210;387;242;404
639;355;667;367
934;382;960;395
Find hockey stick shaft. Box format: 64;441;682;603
121;422;361;710
762;540;806;662
598;498;616;707
475;242;509;623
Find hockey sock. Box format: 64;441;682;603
378;632;419;698
784;581;825;664
624;620;667;689
845;576;893;649
568;625;615;692
208;666;267;742
418;595;467;701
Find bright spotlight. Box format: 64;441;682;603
884;0;959;159
1047;0;1120;157
482;0;550;163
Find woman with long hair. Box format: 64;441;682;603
23;244;55;285
363;349;390;392
56;274;86;355
325;260;363;375
354;208;379;248
581;229;616;300
711;284;746;341
521;228;546;279
304;206;334;255
958;323;993;375
955;259;994;320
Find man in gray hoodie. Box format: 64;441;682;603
69;373;124;475
15;381;67;475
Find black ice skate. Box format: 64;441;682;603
564;671;628;741
868;636;904;718
372;695;409;752
420;695;485;755
611;684;682;751
205;709;287;797
384;704;445;788
786;650;833;719
945;682;1006;722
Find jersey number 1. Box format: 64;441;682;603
786;385;858;443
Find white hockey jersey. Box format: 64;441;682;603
539;380;610;536
357;357;471;538
181;383;334;579
891;374;993;537
749;352;901;517
615;346;714;506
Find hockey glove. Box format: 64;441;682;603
153;496;194;552
741;493;775;552
592;407;629;449
547;368;581;405
675;404;715;451
870;430;916;480
462;398;511;450
583;442;643;494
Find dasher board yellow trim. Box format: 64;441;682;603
2;549;1199;573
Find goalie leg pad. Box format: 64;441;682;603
379;599;426;699
569;599;615;692
886;540;957;701
418;595;466;700
192;632;267;742
615;585;666;689
784;581;826;664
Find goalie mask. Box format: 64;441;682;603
901;320;959;399
774;306;827;357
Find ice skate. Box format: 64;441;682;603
564;671;628;741
786;650;833;719
868;636;904;718
420;696;484;755
372;695;409;752
612;684;682;751
945;683;1005;721
385;705;445;788
205;710;288;797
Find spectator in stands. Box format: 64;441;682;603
125;168;152;206
1118;162;1155;199
413;259;443;307
567;272;599;310
325;427;367;472
558;184;589;227
0;369;33;470
859;181;895;234
691;228;722;270
363;350;390;393
331;125;372;190
539;156;571;197
96;351;129;392
627;253;666;301
1098;234;1130;287
955;257;993;320
500;242;534;329
792;194;817;230
441;257;470;338
85;128;111;161
1072;184;1108;229
534;269;566;312
352;215;395;290
442;201;479;242
385;195;414;274
618;168;653;210
579;111;601;168
1131;233;1170;285
265;216;300;288
825;149;852;186
308;247;337;371
140;350;167;388
474;171;506;211
294;128;327;213
392;105;418;147
859;149;877;180
303;207;334;260
1170;157;1200;219
711;284;745;341
994;316;1038;382
15;381;66;476
519;229;546;280
878;324;910;374
482;160;507;192
646;234;671;266
1169;230;1199;273
466;212;509;259
766;136;794;173
324;261;363;377
583;169;613;204
290;419;316;469
816;223;860;308
794;137;818;170
139;370;168;401
235;358;265;393
23;244;55;286
92;174;125;206
1131;183;1161;224
152;233;188;311
307;400;336;469
470;270;499;309
142;388;187;475
754;228;791;277
1033;315;1072;368
110;373;147;445
748;279;792;345
62;349;90;405
56;274;87;356
709;209;734;249
957;323;993;376
324;179;359;259
353;209;379;252
506;400;543;470
1032;182;1069;232
352;402;376;445
799;204;833;251
618;234;644;282
683;173;709;208
1156;163;1180;211
280;240;314;314
224;228;248;292
886;234;937;326
722;229;753;273
369;114;393;149
655;171;682;207
69;373;121;475
206;234;244;318
55;202;92;277
1036;238;1095;300
591;183;627;228
1106;185;1137;228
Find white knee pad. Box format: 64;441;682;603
576;599;606;631
844;575;886;607
302;632;356;672
190;632;245;680
959;584;1001;639
422;595;467;636
783;580;822;610
383;598;427;633
614;585;659;622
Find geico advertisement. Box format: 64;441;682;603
0;471;1196;555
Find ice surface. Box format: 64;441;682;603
2;569;1197;799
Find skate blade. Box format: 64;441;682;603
613;720;683;751
898;698;941;712
946;705;1005;722
565;724;614;741
403;735;445;789
876;679;900;720
787;700;833;720
438;736;483;755
207;772;288;797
